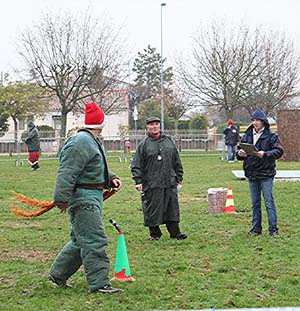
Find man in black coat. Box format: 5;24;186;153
131;117;187;241
237;109;284;237
223;119;240;162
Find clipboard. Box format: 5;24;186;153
239;143;258;156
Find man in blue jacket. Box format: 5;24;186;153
237;109;284;237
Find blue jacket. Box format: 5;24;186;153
236;109;284;180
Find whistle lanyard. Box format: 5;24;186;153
157;141;162;161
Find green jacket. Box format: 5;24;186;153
54;130;116;207
131;134;183;226
131;134;183;190
25;122;40;152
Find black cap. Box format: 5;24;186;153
146;117;161;125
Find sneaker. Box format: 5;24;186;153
247;229;262;236
96;285;123;294
269;230;279;237
148;236;160;241
48;274;72;289
170;233;188;240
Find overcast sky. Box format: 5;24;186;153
1;0;300;77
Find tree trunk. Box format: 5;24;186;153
58;110;68;154
174;119;179;135
12;117;18;143
12;116;18;154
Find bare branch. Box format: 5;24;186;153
17;13;129;139
176;22;300;119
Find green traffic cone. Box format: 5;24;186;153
110;220;136;282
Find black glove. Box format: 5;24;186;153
54;202;68;209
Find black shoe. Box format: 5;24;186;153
31;163;40;171
95;285;123;294
247;229;262;236
48;274;72;289
148;236;160;241
269;230;279;237
170;233;187;240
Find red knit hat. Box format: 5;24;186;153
84;102;106;129
227;119;234;125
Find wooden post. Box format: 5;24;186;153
277;109;300;161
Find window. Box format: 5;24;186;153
19;120;25;130
53;116;61;130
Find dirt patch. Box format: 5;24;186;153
8;222;42;228
179;197;200;203
0;249;53;262
234;216;249;222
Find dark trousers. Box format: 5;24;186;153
149;221;181;238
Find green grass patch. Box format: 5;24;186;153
1;155;300;310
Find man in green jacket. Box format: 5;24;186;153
49;102;123;294
24;121;40;170
131;117;187;241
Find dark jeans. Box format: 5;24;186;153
226;145;236;161
248;178;278;233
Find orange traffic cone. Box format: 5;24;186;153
224;185;236;214
110;219;136;282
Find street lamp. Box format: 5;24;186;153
133;104;139;150
160;2;166;131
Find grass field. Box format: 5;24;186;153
1;154;300;310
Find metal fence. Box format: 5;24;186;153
0;131;226;158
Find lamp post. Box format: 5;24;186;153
133;104;138;148
160;2;166;131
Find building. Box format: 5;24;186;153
0;88;130;142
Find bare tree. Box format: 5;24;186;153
242;31;300;118
177;22;300;119
166;85;194;131
17;13;129;140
